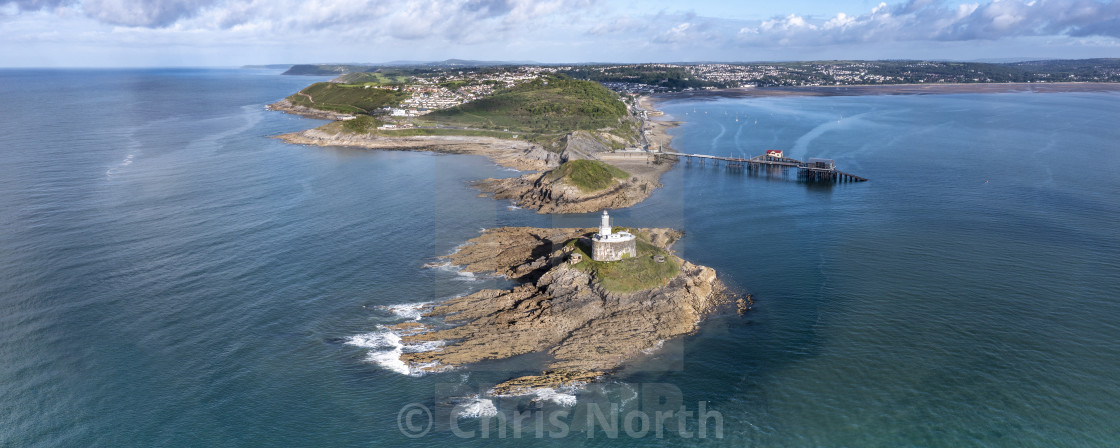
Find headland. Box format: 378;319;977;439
271;74;682;213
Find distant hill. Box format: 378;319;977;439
282;64;372;76
241;64;293;70
281;59;540;75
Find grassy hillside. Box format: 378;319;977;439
545;160;630;193
336;71;411;85
282;73;637;149
422;76;629;134
282;64;374;76
285;82;408;115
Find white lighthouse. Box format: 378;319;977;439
591;211;636;262
599;210;613;237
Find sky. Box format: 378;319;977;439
1;0;1119;67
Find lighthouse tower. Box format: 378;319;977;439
599;210;613;237
591;211;637;262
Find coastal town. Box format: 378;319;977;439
283;59;1120;110
386;69;547;117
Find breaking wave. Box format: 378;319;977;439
346;326;447;376
455;397;499;419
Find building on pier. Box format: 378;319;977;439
807;158;835;170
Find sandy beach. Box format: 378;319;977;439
637;95;681;153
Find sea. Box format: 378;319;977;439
1;69;1118;447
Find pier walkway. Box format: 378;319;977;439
656;152;868;182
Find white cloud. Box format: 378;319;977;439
822;13;856;30
731;0;1120;45
2;0;1120;66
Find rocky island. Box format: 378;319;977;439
399;214;727;395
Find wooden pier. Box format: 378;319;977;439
656;152;868;183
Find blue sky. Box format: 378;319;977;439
2;0;1119;67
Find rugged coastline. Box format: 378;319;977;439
398;226;728;395
272;95;684;213
266;98;356;121
275;123;562;172
473;150;674;214
469;99;681;214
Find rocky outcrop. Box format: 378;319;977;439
276;126;563;172
397;227;728;395
559;131;609;162
474;117;675;214
474;164;664;214
266;98;355;121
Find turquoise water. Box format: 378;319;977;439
1;69;1118;446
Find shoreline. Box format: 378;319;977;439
275;123;561;172
647;82;1120;102
474;148;677;214
265;98;356;121
394;226;728;395
636;95;680;153
271;96;682;214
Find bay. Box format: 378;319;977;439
1;69;1117;446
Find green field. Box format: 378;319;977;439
340;115;383;133
286;82;408;115
336;72;411;85
421;76;629;134
545;160;630;193
568;233;680;293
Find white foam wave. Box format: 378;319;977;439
382;302;431;321
533;388;578;407
456;397;498;419
617;382;639;408
106;152;137;178
423;261;481;282
642;339;665;355
347;330;410;375
346;327;446;376
402;340;445;353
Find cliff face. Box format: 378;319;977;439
559;131;612;162
396;227;727;395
